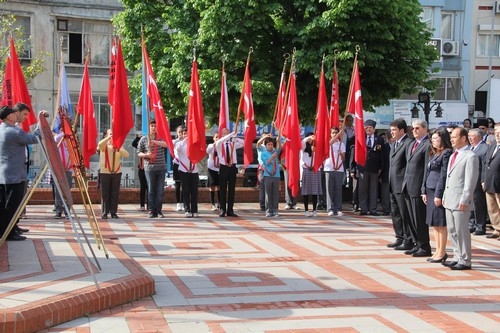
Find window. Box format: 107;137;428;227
434;78;461;101
477;34;500;57
420;7;434;31
1;16;31;59
441;12;454;40
57;19;112;66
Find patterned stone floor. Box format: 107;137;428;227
3;203;500;332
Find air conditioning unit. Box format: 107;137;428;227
442;41;459;56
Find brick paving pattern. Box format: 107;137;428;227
1;203;499;332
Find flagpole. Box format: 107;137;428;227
272;54;289;130
72;50;89;134
234;46;253;133
313;55;326;139
278;47;297;136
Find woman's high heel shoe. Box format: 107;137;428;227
429;253;448;263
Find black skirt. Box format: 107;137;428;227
425;188;446;227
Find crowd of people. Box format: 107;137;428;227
385;118;500;270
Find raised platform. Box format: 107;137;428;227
0;206;155;333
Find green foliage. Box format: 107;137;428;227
114;0;436;126
0;14;48;84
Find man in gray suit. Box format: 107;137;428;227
483;123;500;239
387;118;412;249
468;129;488;235
442;127;479;270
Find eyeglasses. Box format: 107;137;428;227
413;127;420;130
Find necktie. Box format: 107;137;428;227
449;151;458;169
411;140;419;154
367;136;372;149
226;142;231;165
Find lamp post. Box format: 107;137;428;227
411;92;443;125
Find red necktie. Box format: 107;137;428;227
411;141;419;154
449;151;458;169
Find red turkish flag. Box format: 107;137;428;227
1;37;36;132
282;72;301;197
313;66;329;173
239;63;257;168
329;63;340;128
142;43;174;156
77;59;97;168
109;38;133;149
187;59;206;164
347;61;366;167
274;71;286;131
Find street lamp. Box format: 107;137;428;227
411;92;444;124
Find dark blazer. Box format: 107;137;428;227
354;134;384;173
482;143;500;193
402;135;430;198
380;141;390;182
422;149;452;199
388;134;410;194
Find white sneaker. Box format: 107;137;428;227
337;211;344;216
284;205;292;210
313;211;319;217
273;213;279;217
305;211;313;217
192;213;199;218
266;213;272;217
328;211;334;217
184;212;191;217
211;204;217;211
176;203;183;211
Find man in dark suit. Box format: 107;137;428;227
483;123;500;239
468;128;489;235
387;118;412;249
442;127;479;270
401;119;431;257
354;119;384;216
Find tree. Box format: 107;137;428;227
1;13;48;85
114;0;436;126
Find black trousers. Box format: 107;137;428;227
100;173;122;215
0;182;24;237
219;164;237;212
138;168;148;208
390;191;412;243
180;171;199;213
404;194;430;251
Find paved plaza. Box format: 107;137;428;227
1;203;500;332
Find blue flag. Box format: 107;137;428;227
53;62;73;132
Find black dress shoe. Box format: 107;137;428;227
387;239;403;248
101;213;108;219
15;226;29;234
370;212;379;216
227;211;238;217
442;260;458;267
412;249;432;257
359;211;368;216
404;247;418;255
486;233;499;239
111;213;119;219
450;264;471;270
219;210;226;217
54;212;62;219
394;243;413;251
7;233;27;241
473;230;486;236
